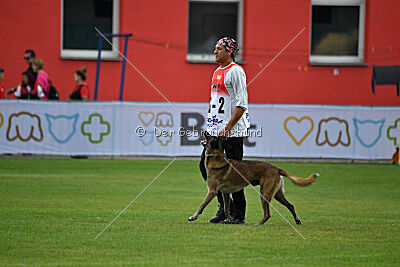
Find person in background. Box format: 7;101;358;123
69;67;89;101
8;71;38;99
0;68;5;99
31;58;50;100
24;49;37;82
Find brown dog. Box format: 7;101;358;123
188;134;318;225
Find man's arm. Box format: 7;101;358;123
218;106;244;139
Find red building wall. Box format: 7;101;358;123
0;0;399;105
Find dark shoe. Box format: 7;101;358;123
209;207;227;223
220;217;245;224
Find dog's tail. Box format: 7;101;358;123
278;169;318;187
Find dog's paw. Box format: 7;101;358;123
188;216;197;221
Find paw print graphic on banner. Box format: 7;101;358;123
155;112;173;127
316;117;350;147
6;112;43;142
155;112;173;146
0;113;4;129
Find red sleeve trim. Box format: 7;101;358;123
80;85;89;98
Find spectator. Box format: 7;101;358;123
24;49;37;82
8;71;38;100
69;67;89;101
0;68;5;99
31;58;50;100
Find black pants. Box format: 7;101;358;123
199;137;246;220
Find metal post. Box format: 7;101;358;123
94;38;103;101
119;36;129;101
95;33;132;101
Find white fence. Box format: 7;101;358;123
0;100;399;159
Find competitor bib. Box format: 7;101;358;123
207;64;235;135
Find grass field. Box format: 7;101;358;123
0;158;399;266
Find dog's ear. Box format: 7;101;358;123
200;139;207;147
204;130;211;140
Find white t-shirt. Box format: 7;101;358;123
207;63;250;137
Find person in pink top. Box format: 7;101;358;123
31;58;50;100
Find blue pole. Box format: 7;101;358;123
94;37;103;101
119;36;129;101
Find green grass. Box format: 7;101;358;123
0;158;399;266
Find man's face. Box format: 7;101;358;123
214;44;230;63
24;53;34;65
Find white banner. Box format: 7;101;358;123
0;100;399;159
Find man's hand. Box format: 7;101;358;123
218;107;245;140
218;125;232;140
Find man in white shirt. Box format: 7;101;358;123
199;37;250;224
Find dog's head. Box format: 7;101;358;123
201;131;224;157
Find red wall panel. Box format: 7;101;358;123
0;0;399;105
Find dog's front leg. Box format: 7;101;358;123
188;190;217;221
222;193;233;220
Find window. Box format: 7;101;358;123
310;0;365;65
187;0;243;63
61;0;119;59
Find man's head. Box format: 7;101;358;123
24;49;36;65
214;37;239;65
0;68;4;81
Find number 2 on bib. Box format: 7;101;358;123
218;97;224;114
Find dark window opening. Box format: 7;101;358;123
188;2;238;54
311;5;359;56
63;0;113;50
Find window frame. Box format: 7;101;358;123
60;0;120;60
309;0;366;65
186;0;244;63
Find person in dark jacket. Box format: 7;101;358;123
69;67;89;101
24;49;37;83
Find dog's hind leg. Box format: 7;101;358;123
256;175;280;225
274;180;302;225
188;190;217;221
256;193;271;225
256;183;274;225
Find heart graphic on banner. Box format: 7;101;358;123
138;129;154;146
139;112;155;126
284;116;314;146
